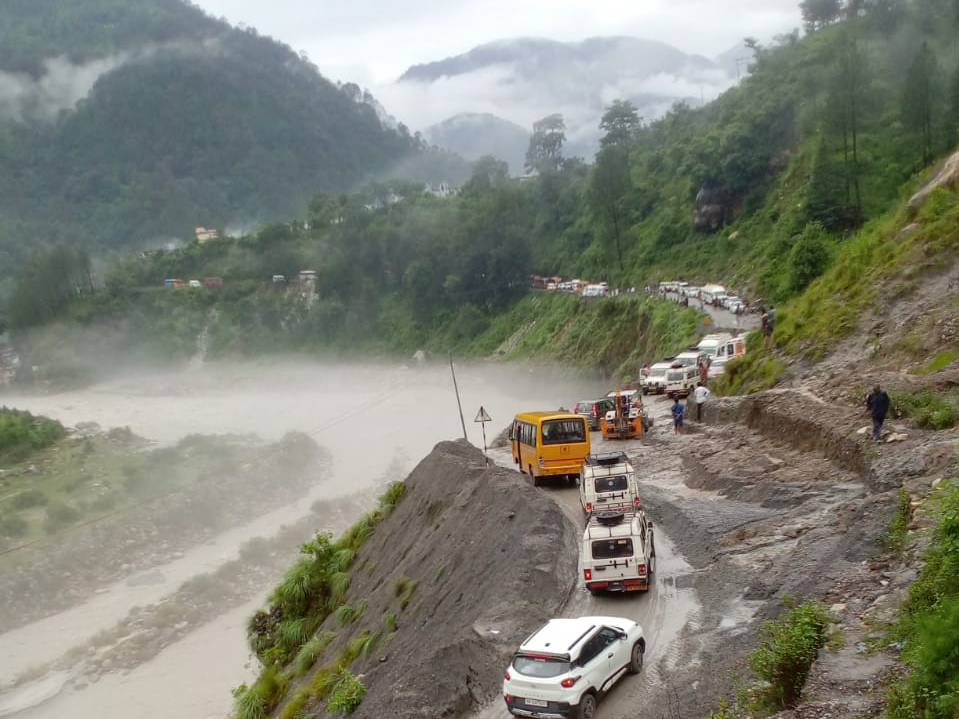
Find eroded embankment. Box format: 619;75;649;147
710;390;873;480
279;440;578;719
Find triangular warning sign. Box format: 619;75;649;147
474;406;492;423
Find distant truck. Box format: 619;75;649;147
582;507;655;595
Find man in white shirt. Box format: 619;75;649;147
694;382;710;422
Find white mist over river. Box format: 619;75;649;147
0;359;606;719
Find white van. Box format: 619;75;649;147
579;452;640;514
698;333;734;360
582;508;655;595
664;363;698;397
641;362;672;395
710;336;746;376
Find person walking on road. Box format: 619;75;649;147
693;381;710;422
866;384;891;443
671;393;685;434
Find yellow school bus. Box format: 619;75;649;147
510;411;591;486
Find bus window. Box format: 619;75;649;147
541;418;587;445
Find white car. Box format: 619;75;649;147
503;615;645;719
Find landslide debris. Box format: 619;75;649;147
272;439;578;719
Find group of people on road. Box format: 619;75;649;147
671;382;710;434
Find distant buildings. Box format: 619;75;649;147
195;227;220;243
425;182;457;198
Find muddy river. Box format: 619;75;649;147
2;359;659;719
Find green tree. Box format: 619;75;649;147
589;145;632;274
525;114;566;174
8;246;95;329
901;42;939;167
599;100;642;149
788;223;832;293
800;0;842;31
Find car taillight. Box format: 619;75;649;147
584;568;592;580
561;676;581;688
504;671;511;680
638;564;647;577
592;403;598;414
634;497;641;507
585;502;592;511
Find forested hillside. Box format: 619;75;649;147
0;0;467;280
4;0;959;388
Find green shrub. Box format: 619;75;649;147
43;500;81;532
0;511;29;539
889;595;959;719
326;670;365;715
888;482;959;719
232;668;288;719
293;632;336;677
882;487;913;554
393;576;419;610
747;598;831;710
0;408;65;459
9;488;48;509
890;390;959;430
334;604;358;627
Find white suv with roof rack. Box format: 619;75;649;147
579;452;640;514
582;507;655;596
503;615;645;719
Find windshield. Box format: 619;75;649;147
541;419;587;445
700;346;718;356
667;371;684;381
594;475;628;493
513;654;572;678
648;368;667;380
592;538;634;559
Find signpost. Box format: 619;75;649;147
474;406;492;467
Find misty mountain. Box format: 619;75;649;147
0;0;465;276
397;36;736;163
423;113;530;176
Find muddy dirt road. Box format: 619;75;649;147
472;384;900;719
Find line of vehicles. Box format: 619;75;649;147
504;412;652;717
641;332;747;397
658;280;749;314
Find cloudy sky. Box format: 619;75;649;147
192;0;804;87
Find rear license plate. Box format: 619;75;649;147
525;698;548;708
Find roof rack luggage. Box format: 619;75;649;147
584;452;628;467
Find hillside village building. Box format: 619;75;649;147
195;226;220;243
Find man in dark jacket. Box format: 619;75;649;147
866;385;891;443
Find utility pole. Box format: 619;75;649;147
449;352;468;441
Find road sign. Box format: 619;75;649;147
473;407;492;467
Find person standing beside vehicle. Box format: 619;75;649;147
866;385;891;443
671;393;685;434
694;381;710;422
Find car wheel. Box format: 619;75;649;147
628;641;644;674
576;691;597;719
